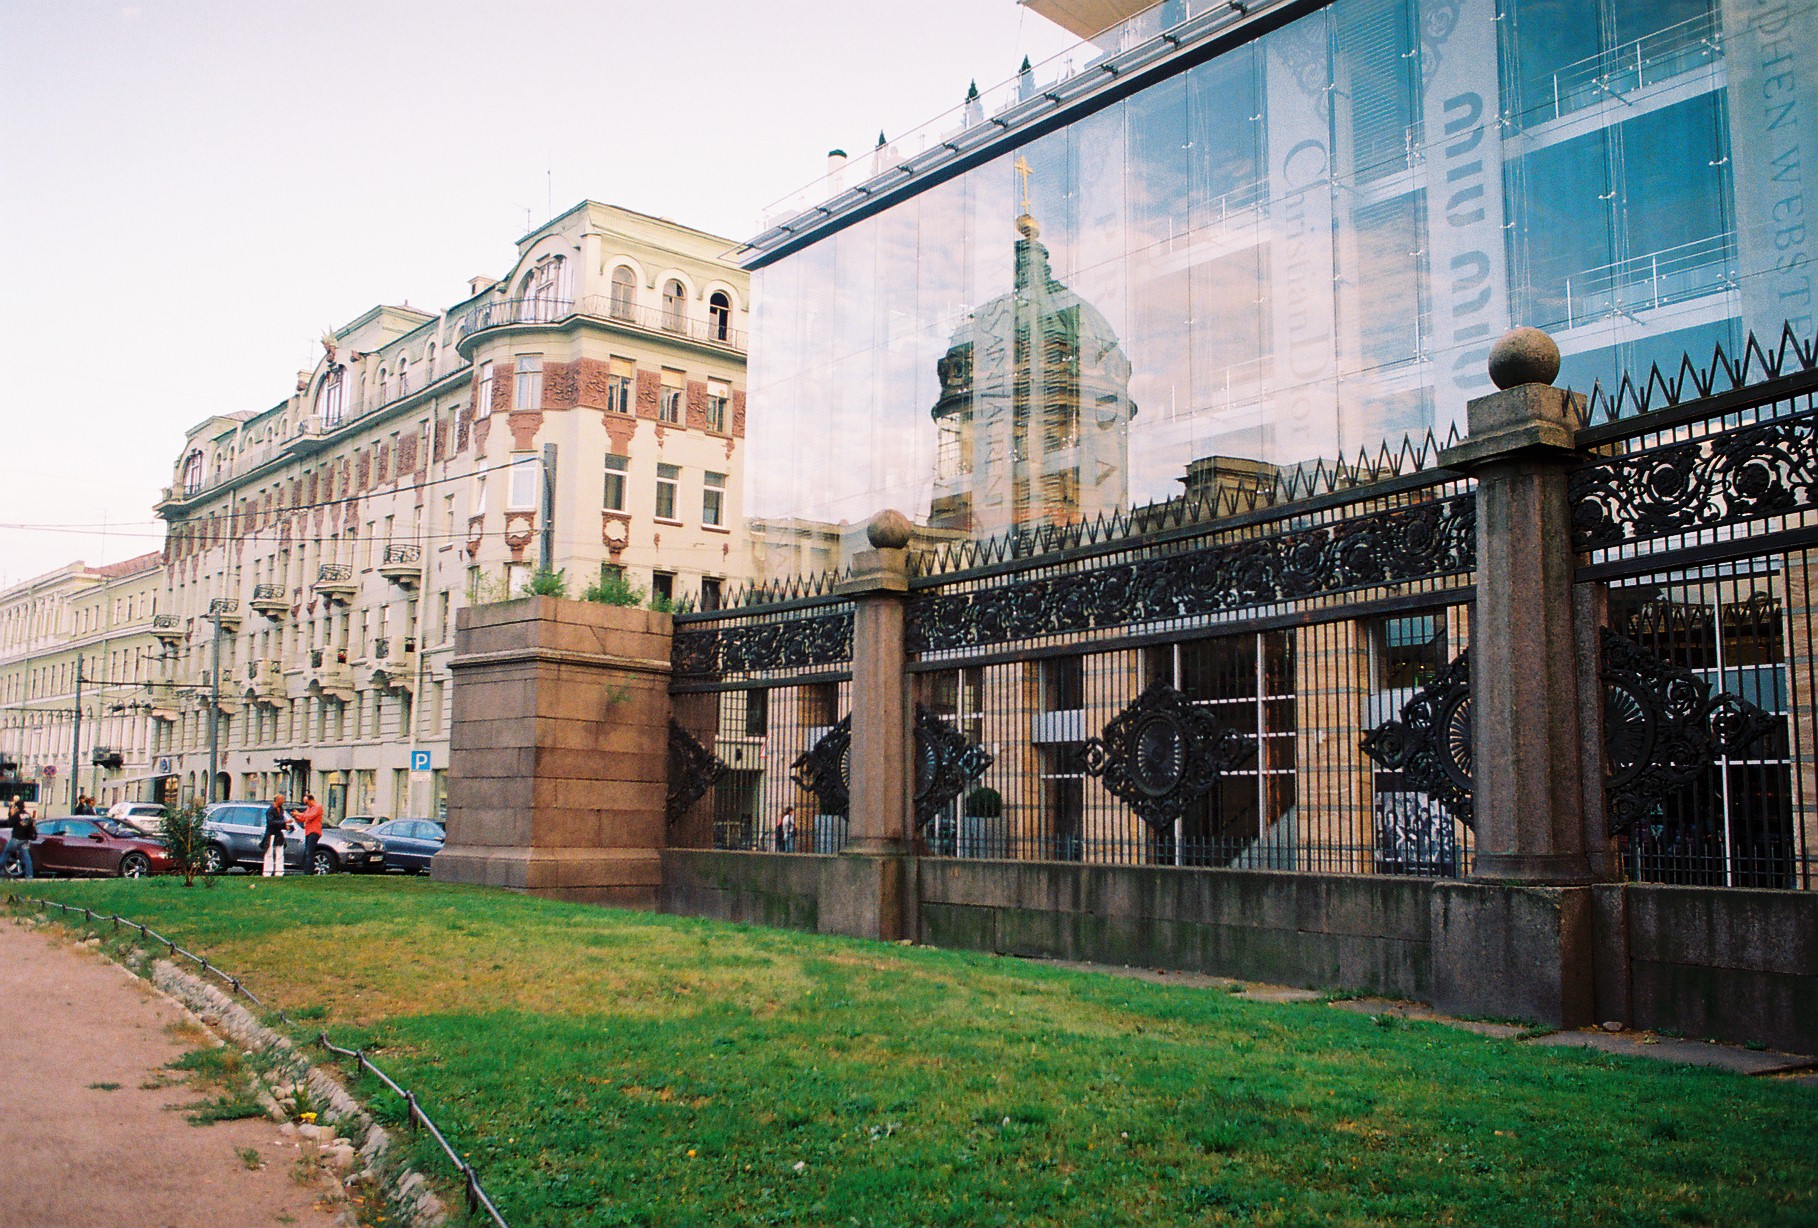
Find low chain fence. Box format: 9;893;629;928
6;894;509;1228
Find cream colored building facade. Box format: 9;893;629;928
152;202;749;820
0;554;166;810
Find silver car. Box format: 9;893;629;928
201;802;386;875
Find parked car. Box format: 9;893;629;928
200;802;386;875
1;817;174;878
366;819;446;874
335;815;380;831
106;801;168;838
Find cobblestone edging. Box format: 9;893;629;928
148;957;450;1228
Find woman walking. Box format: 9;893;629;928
260;795;291;877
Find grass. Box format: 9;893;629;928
10;876;1816;1227
169;1044;269;1125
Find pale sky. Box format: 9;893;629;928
0;0;1077;584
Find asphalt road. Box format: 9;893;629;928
0;917;340;1228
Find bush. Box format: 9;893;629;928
521;568;568;598
963;786;1003;818
157;799;212;888
649;592;679;614
583;571;646;607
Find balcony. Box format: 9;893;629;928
454;295;746;356
250;583;290;621
90;746;125;770
151;613;182;646
307;646;355;701
369;636;418;692
244;659;285;707
206;598;241;631
378;543;423;589
315;563;357;605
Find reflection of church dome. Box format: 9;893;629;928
930;216;1136;534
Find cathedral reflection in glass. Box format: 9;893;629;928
741;0;1818;577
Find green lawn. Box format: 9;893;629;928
10;876;1814;1227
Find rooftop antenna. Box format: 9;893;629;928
547;167;553;220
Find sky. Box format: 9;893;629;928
0;0;1078;585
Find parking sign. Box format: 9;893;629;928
410;750;432;773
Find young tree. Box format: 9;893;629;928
158;799;213;888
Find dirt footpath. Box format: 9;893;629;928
0;917;341;1228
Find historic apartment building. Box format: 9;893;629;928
0;553;166;810
151;202;749;820
685;0;1818;881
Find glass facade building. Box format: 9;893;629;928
741;0;1818;576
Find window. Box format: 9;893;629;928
181;450;204;495
744;688;769;737
397;354;410;396
1041;655;1084;711
506;563;529;596
702;471;726;526
475;473;488;515
609;266;637;320
708;291;732;340
425;341;436;377
509;454;540;510
661;279;686;330
466;566;482;602
659;368;684;424
379;368;390;403
476;361;494;419
606;358;634;414
317;367;345;426
651;571;675;603
700;577;723;611
654;463;679;520
523;256;567;321
603;454;628;512
706;379;729;432
514;355;543;409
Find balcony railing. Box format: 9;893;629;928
1519;11;1723;129
252;583;284;601
317;563;353;584
151;614;179;630
457;295;746;352
208;598;239;616
383;544;421;566
1560;232;1737;330
373;636;419;660
309;648;350;669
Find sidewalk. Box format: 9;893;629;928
0;917;341;1228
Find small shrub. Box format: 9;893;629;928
157;799;212;888
522;567;568;598
583;572;646;607
649;592;679;614
963;786;1003;818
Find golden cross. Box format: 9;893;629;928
1013;155;1034;214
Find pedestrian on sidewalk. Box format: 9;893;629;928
260;794;292;877
298;793;324;873
73;795;96;816
3;796;34;879
777;805;796;854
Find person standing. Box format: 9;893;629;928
777;805;796;854
298;793;324;873
3;797;34;879
261;794;291;877
73;795;96;816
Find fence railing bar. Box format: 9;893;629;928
4;895;510;1228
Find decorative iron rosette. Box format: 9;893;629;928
912;705;994;827
1601;629;1778;837
1569;413;1818;551
1077;679;1255;832
908;496;1474;654
791;715;852;817
665;720;728;827
1359;650;1475;829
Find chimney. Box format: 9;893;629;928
468;275;499;297
826;149;848;174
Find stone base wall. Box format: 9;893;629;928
659;850;1818;1050
436;596;672;906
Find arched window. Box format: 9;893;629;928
181;450;204;495
610;266;637;321
662;279;686;331
708;291;732;341
317;366;345;426
425;341;437;378
521;256;568;322
397;354;411;396
379;368;391;404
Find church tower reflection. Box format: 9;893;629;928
929;166;1137;535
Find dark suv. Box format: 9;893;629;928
201;802;386;875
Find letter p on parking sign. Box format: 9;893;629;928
410;750;431;773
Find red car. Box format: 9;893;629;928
5;817;175;878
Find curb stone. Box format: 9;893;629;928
150;959;450;1228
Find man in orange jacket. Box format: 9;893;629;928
298;793;325;873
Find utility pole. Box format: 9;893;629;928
539;443;558;574
69;661;83;810
207;609;222;803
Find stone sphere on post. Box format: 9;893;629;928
866;509;913;551
1487;326;1561;390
